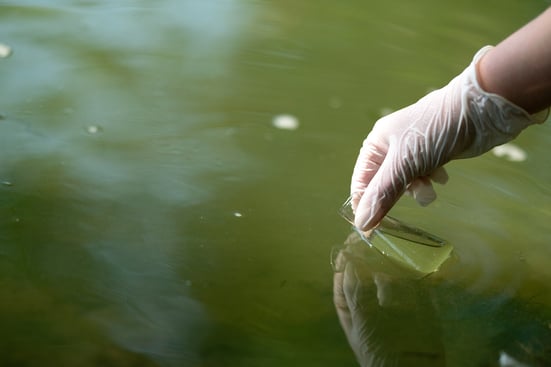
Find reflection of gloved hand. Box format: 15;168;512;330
351;46;546;231
333;237;445;367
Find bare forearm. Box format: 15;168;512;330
477;7;551;114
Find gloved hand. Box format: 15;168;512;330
351;46;547;231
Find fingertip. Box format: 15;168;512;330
408;179;437;206
350;136;388;203
353;193;387;231
353;160;405;231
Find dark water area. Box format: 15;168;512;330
1;1;551;366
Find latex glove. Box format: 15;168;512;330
351;46;547;231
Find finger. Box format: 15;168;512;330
407;177;436;207
429;166;448;185
405;166;448;206
354;137;410;231
350;133;389;203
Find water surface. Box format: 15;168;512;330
1;1;551;366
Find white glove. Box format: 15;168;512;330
351;46;547;231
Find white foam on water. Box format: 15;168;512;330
0;43;12;58
272;114;299;130
492;143;527;162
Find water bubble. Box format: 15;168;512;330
272;114;299;130
86;125;102;134
0;43;12;59
233;212;243;218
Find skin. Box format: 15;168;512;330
477;7;551;115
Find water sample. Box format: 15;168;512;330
338;196;454;277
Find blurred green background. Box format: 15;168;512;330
1;1;551;366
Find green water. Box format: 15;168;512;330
1;1;551;366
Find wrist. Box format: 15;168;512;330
475;45;550;120
472;46;547;124
452;46;542;159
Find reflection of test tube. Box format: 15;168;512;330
338;196;454;277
